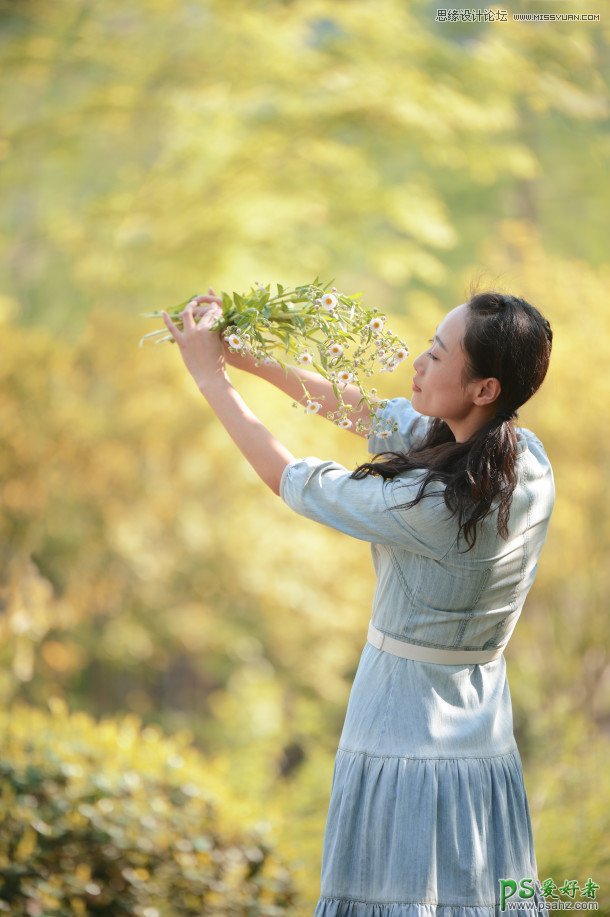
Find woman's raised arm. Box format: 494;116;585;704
225;347;380;439
162;299;293;495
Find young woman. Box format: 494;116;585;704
162;289;555;917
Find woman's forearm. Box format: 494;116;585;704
226;347;377;436
197;374;294;495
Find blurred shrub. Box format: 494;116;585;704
0;700;298;916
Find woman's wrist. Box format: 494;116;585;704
223;343;258;374
197;370;232;396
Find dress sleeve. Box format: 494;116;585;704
367;397;432;456
279;456;457;559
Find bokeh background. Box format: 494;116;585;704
1;0;609;914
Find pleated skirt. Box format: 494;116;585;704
313;640;548;917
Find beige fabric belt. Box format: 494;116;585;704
367;619;505;665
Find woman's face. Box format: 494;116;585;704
411;303;500;441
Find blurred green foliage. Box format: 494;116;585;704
1;0;609;913
0;701;297;915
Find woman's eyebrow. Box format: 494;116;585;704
433;330;449;352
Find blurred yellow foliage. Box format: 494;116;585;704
0;0;609;912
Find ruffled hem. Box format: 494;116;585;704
315;747;543;914
314;895;549;917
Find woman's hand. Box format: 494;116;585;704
162;288;228;390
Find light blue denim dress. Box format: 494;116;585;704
279;398;555;917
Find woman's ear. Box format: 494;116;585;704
473;377;502;408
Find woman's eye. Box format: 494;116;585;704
427;339;438;361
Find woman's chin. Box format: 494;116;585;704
411;394;433;417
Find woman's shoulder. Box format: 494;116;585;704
514;426;555;518
368;397;432;455
515;425;553;472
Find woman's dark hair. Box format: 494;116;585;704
350;288;553;553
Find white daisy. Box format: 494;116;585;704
321;293;338;311
337;370;354;384
227;333;242;349
297;351;313;364
306;400;323;414
339;417;353;428
369;317;385;332
328;342;343;357
394;347;409;362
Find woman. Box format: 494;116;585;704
162;288;554;917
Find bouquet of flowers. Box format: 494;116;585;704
139;278;408;439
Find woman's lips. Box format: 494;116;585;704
412;381;422;392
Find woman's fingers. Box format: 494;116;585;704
190;287;222;306
162;289;222;341
161;311;181;342
193;297;222;307
197;305;223;330
180;300;196;332
190;288;223;325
